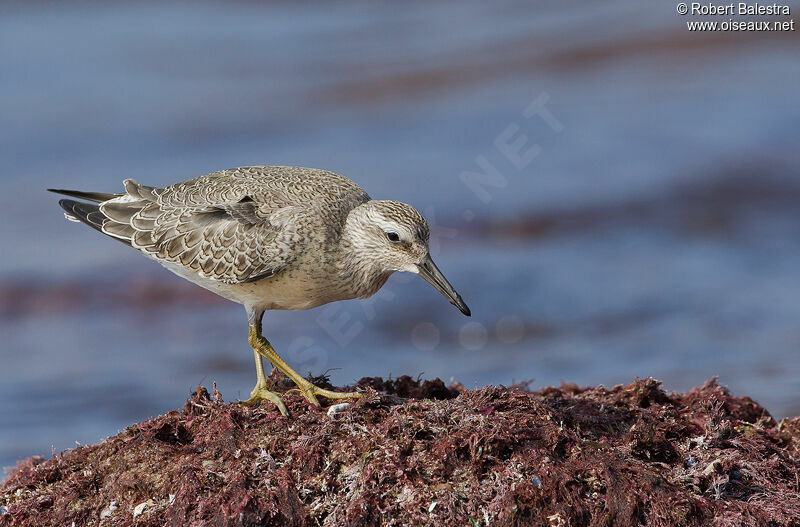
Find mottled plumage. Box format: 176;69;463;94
50;166;469;415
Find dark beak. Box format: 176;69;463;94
417;254;471;316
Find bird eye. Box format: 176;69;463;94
386;231;400;242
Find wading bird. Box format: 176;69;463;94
50;166;470;415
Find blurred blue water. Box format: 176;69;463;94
2;1;800;472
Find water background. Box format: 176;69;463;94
2;1;800;472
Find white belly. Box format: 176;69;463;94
157;259;336;311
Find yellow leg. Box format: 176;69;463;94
240;348;288;415
248;321;361;407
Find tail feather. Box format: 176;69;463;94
57;199;132;246
47;188;121;203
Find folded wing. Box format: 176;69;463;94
58;178;302;284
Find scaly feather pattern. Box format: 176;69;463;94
54;166;370;284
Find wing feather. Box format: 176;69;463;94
54;166;371;285
124;192;304;283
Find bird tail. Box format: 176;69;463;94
55;198;133;247
56;199;105;230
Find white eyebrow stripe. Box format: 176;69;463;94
376;220;413;240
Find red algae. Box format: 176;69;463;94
1;377;799;526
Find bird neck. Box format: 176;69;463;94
336;203;393;299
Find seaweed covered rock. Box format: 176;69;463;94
2;377;799;526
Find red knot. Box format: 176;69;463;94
49;166;470;415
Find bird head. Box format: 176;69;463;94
343;200;471;316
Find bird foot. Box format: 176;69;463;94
239;386;289;416
294;380;362;407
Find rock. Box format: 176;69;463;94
1;377;799;526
